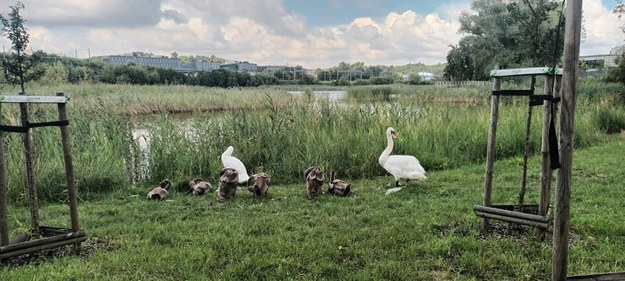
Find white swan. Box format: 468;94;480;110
379;127;426;191
221;146;250;184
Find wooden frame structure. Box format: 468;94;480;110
0;92;85;261
474;67;562;231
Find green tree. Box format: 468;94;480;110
40;62;68;85
0;1;45;236
0;1;44;91
445;0;564;80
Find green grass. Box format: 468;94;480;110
1;136;624;280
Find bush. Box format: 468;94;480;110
593;106;625;134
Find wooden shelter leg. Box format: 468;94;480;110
56;93;81;252
519;76;537;207
553;0;582;279
0;107;8;247
18;93;40;237
540;75;555;218
483;76;501;230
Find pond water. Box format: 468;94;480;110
287;90;347;102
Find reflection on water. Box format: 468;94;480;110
288;90;346;102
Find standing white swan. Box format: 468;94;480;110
379;127;426;191
221;146;250;184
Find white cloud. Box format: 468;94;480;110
580;0;624;55
0;0;620;69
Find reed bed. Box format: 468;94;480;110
0;82;623;204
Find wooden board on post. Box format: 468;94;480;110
490;67;563;78
0;95;69;104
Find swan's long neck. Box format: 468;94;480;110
379;132;394;165
222;147;233;159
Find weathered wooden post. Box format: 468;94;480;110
519;76;537;207
539;75;555;218
482;68;500;230
0;102;8;247
18;91;40;237
56;93;80;236
552;0;582;279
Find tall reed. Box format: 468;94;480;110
0;82;618;203
143;95;609;186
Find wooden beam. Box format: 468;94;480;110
474;211;548;229
553;0;583;280
540;75;556;218
490;67;563;78
56;93;80;234
0;103;7;247
482;75;501;230
567;272;625;280
0;236;87;260
474;205;549;223
0;95;69;104
0;230;85;253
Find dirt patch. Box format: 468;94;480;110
0;237;115;270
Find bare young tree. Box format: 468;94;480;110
0;1;44;236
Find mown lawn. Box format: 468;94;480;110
1;136;624;280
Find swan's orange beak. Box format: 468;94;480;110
391;131;397;140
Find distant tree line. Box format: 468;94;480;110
0;52;434;87
32;54;284;87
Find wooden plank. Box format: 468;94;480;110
540;75;556;218
56;93;80;234
567;272;625;280
0;103;7;246
490;67;563;77
482;75;501;230
519;76;537;207
474;205;549;223
0;236;87;260
0;95;69;104
0;230;85;253
474;211;548;229
553;0;583;280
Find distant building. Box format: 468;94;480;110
418;71;435;81
578;45;624;77
192;60;221;71
579;45;624;69
220;61;258;72
402;71;435;81
257;65;286;73
579;54;618;68
107;55;222;73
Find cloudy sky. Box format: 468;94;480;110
0;0;622;69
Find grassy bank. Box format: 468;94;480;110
1;135;624;280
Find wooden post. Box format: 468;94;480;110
18;92;40;237
57;93;81;252
0;102;8;247
519;76;537;207
540;75;555;218
483;74;501;230
553;0;582;280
